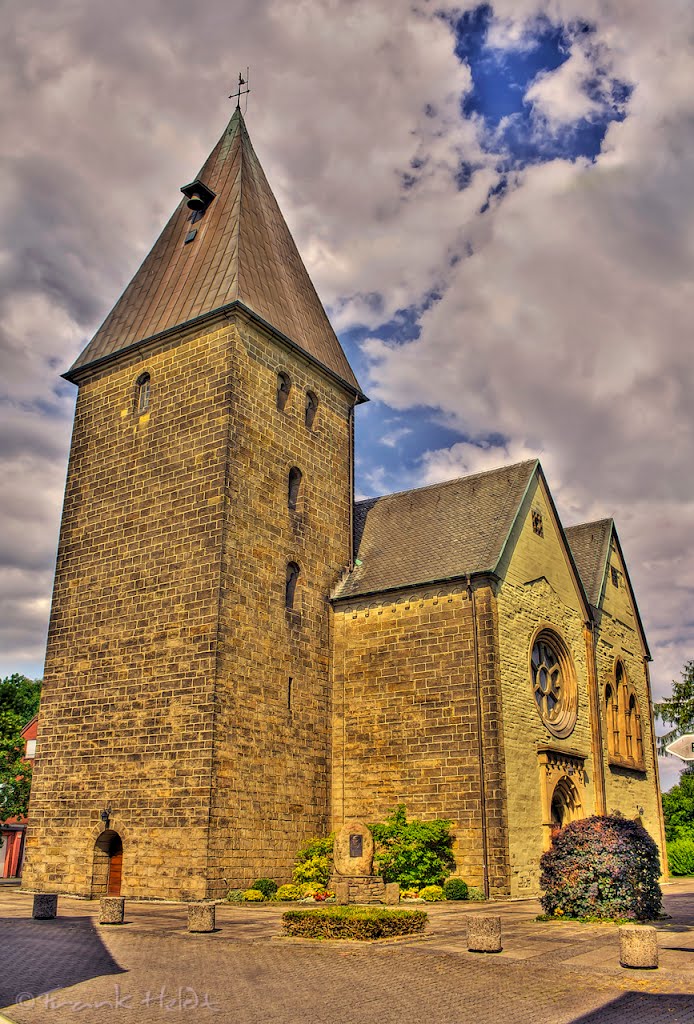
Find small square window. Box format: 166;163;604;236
532;510;544;537
611;566;620;588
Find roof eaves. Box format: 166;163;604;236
331;568;499;604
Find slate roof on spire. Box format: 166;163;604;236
67;109;361;393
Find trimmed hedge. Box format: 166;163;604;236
540;815;662;921
253;878;278;898
667;837;694;876
443;878;469;900
418;885;445;902
282;906;427;940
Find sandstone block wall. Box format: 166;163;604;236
331;580;510;895
24;326;232;899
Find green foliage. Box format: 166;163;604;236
282;905;427;940
0;674;41;819
466;886;486;902
226;889;245;903
443;877;469;900
667;837;694;876
298;882;324;897
418;885;445;902
655;661;694;756
662;766;694;842
540;815;662;921
241;888;265;901
292;833;334;887
369;805;456;888
252;878;278;898
275;883;303;901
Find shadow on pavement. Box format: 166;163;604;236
0;916;126;1009
571;992;694;1023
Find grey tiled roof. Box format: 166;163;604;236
332;460;537;600
564;519;613;606
67;109;361;393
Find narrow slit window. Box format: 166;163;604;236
287;677;293;710
277;371;291;411
288;467;302;510
136;373;150;414
285;562;300;610
305;391;319;429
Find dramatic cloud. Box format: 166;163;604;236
1;0;692;787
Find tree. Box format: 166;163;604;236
654;660;694;756
0;674;42;820
370;805;456;888
661;766;694;843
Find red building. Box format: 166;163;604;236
0;716;37;880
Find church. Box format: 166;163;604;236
23;107;666;901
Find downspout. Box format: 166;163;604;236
348;402;355;568
467;575;490;899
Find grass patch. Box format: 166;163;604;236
282;905;428;940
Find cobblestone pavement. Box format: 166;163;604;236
0;881;692;1024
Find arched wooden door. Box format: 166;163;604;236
107;834;123;896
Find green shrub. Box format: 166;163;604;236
443;878;468;900
226;888;245;903
540;815;662;921
370;805;455;888
275;883;303;901
466;886;486;902
252;878;278;898
418;885;445;902
242;888;265;902
292;833;335;887
298;881;324;897
282;905;427;940
667;837;694;876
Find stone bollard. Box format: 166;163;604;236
619;925;658;969
33;894;58;919
187;903;216;933
333;882;349;906
384;883;400;905
99;897;125;925
467;914;502;953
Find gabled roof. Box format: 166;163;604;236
332;460;538;601
66;108;361;395
566;519;651;659
564;519;613;606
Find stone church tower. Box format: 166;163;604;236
23;108;365;900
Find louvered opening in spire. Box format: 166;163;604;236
67;109;361;394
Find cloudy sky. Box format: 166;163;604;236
1;0;692;789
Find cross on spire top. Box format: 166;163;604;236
229;69;251;110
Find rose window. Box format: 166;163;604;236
530;631;577;738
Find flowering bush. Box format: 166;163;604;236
540;815;662;921
312;890;334;901
418;885;445;902
241;889;265;902
275;883;303;901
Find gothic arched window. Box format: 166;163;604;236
305;391;319;429
136;372;150;414
277;371;291;412
285;562;300;610
288;467;302;511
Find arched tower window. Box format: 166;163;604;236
277;371;291;411
605;683;618;757
136;372;150;414
285;562;300;610
288;467;302;511
305;391;319;429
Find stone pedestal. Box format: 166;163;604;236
187;903;216;933
99;897;125;924
384;883;400;905
329;874;386;904
619;925;658;969
333;882;350;906
32;894;58;919
467;915;502;953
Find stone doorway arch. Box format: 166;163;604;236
92;830;123;897
550;776;583;829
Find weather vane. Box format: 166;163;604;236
229;69;251;112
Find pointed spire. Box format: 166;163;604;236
67;110;361;394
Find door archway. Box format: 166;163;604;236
92;830;123;897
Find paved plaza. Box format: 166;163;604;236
1;881;693;1024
